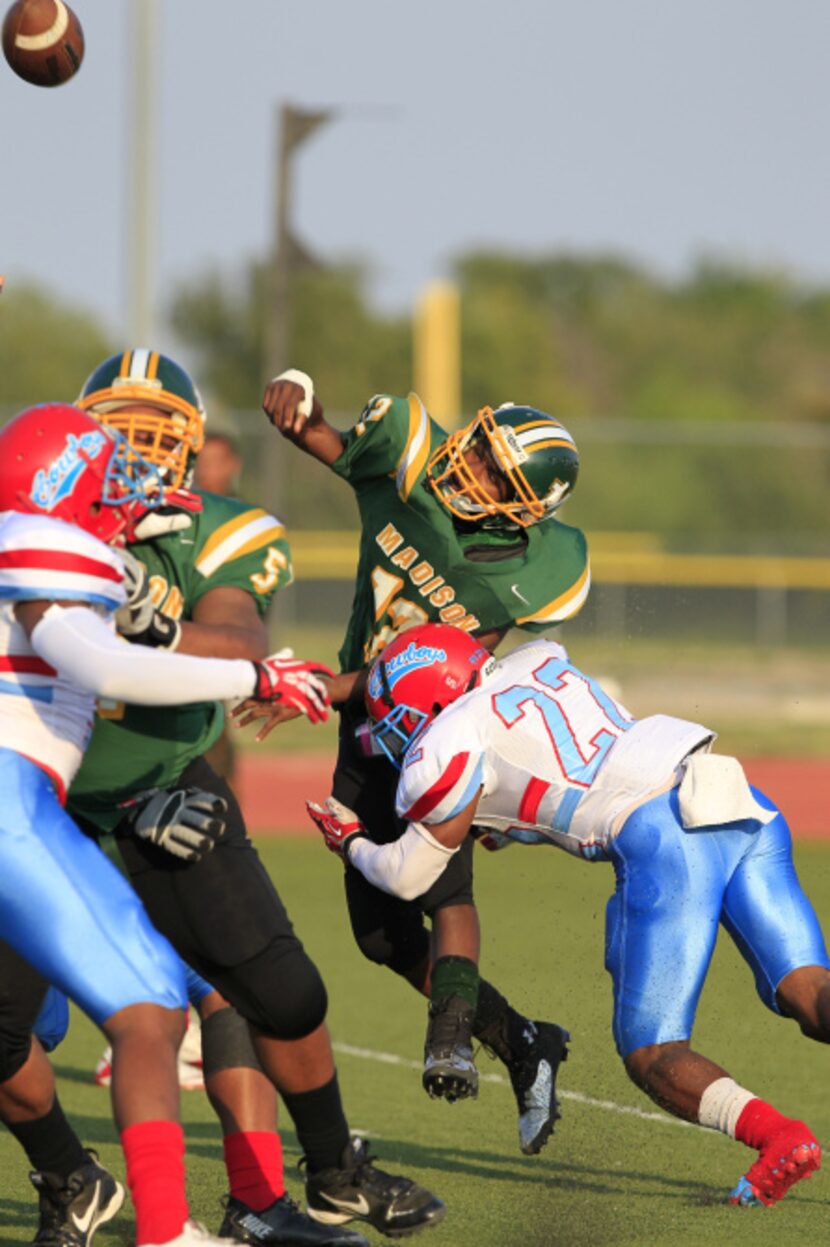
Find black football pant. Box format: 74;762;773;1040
110;756;328;1040
333;707;475;975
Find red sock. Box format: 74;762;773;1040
121;1120;189;1246
223;1131;285;1212
735;1098;794;1150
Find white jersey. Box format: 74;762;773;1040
0;510;126;798
395;639;715;860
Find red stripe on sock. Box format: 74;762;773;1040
223;1131;285;1212
121;1120;189;1246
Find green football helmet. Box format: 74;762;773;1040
427;403;579;528
77;349;206;490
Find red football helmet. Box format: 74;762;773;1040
0;403;168;544
364;623;495;767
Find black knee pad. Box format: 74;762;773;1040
201;1005;261;1079
0;1027;33;1084
212;943;328;1041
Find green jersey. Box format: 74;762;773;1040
332;394;590;670
68;491;291;832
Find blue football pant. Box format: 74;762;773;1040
605;785;829;1058
0;749;186;1027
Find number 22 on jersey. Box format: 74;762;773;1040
493;657;631;787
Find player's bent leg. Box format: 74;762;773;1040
102;1003;185;1128
775;964;830;1041
624;1040;730;1121
343;861;431;975
422;970;479;1104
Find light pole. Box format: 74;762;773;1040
262;104;335;519
126;0;159;344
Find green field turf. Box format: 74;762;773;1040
2;837;828;1247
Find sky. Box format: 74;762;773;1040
3;0;830;342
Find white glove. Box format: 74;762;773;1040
132;511;194;541
114;547;181;650
131;787;228;862
115;548;155;634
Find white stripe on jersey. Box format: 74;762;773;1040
195;513;284;578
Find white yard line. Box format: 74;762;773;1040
332;1040;693;1130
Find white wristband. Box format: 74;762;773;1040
272;368;314;417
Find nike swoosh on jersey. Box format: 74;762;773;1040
511;584;531;604
320;1192;371;1215
71;1181;100;1234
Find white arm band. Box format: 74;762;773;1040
347;822;458;901
31;605;257;706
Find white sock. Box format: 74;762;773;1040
697;1076;756;1138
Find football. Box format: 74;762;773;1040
2;0;84;87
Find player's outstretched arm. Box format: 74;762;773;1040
231;668;365;739
307;792;481;900
15;600;332;720
262;369;344;465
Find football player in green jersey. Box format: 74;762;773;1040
2;352;445;1247
258;368;588;1155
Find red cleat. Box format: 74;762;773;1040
730;1123;821;1207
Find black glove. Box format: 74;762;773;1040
115;547;181;650
131;787;228;861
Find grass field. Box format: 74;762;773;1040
2;837;828;1247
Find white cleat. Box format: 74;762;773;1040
144;1219;230;1247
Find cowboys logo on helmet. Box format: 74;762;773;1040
426;403;579;529
77;349;206;491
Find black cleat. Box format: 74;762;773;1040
30;1152;124;1246
507;1020;570;1155
422;994;478;1103
218;1192;369;1246
303;1138;445;1239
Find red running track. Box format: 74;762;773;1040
235;752;830;840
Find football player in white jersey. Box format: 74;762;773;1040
309;623;830;1210
0;403;331;1247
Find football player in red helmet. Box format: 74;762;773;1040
312;625;829;1211
0;402;376;1247
1;367;442;1245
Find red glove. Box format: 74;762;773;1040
252;648;334;724
306;797;367;859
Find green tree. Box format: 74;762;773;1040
0;283;112;413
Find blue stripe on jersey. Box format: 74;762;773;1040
553;787;582;834
0;586;121;610
442;758;485;821
0;678;53;704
